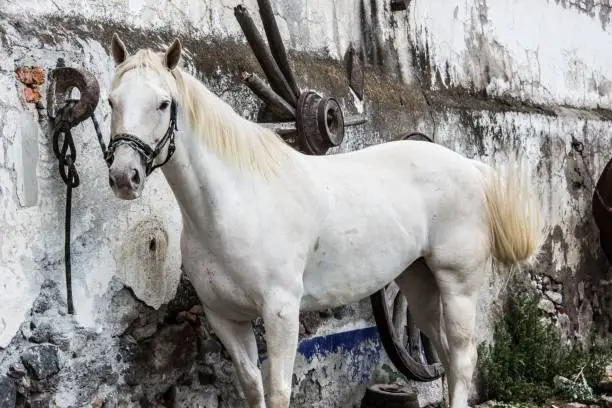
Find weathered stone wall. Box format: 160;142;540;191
0;0;611;407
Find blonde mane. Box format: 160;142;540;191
111;49;294;178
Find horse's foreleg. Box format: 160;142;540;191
262;290;301;408
433;267;480;408
204;307;265;408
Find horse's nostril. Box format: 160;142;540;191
131;168;141;186
109;174;116;188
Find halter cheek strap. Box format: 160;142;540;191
105;100;178;176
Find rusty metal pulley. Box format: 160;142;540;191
235;0;365;156
47;60;100;127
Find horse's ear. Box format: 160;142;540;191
111;33;128;65
164;38;182;70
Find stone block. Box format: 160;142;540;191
538;297;556;314
21;344;60;380
0;375;17;408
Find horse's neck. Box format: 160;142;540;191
161;118;233;232
160;77;295;232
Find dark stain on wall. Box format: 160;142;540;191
553;0;611;30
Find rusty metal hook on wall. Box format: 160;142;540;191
47;59;100;128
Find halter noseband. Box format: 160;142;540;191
105;100;178;176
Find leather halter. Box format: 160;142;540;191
105;100;178;176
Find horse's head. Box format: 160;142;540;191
106;34;182;200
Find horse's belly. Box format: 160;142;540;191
300;215;425;311
301;263;401;311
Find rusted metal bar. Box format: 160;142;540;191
241;72;296;120
258;113;366;133
344;115;367;127
234;5;297;107
257;0;301;99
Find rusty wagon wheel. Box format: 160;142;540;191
592;155;612;264
369;131;445;382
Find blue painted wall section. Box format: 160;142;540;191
263;326;384;383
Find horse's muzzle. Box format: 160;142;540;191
107;146;146;200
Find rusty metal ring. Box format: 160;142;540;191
572;140;584;154
398;132;433;143
47;66;100;127
296;91;322;155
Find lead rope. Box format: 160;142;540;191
90;110;109;158
52;102;107;315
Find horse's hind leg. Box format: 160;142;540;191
431;263;485;408
395;258;448;368
204;307;265;408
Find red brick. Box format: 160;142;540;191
15;66;45;86
23;87;41;103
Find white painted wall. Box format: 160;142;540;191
410;0;612;109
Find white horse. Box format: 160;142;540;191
105;35;543;408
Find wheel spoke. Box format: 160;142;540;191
421;332;441;364
392;292;408;345
371;287;445;382
407;313;422;362
384;282;400;305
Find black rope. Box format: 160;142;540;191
90;111;108;158
51;100;81;315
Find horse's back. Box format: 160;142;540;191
313;140;488;208
299;140;490;310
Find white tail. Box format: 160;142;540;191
481;158;545;266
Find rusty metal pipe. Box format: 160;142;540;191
257;0;301;99
242;72;296;121
234;5;297;107
344;115;367;127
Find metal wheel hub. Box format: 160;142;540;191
296;91;344;155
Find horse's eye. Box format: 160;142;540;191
159;101;170;110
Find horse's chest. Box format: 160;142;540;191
180;234;260;320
